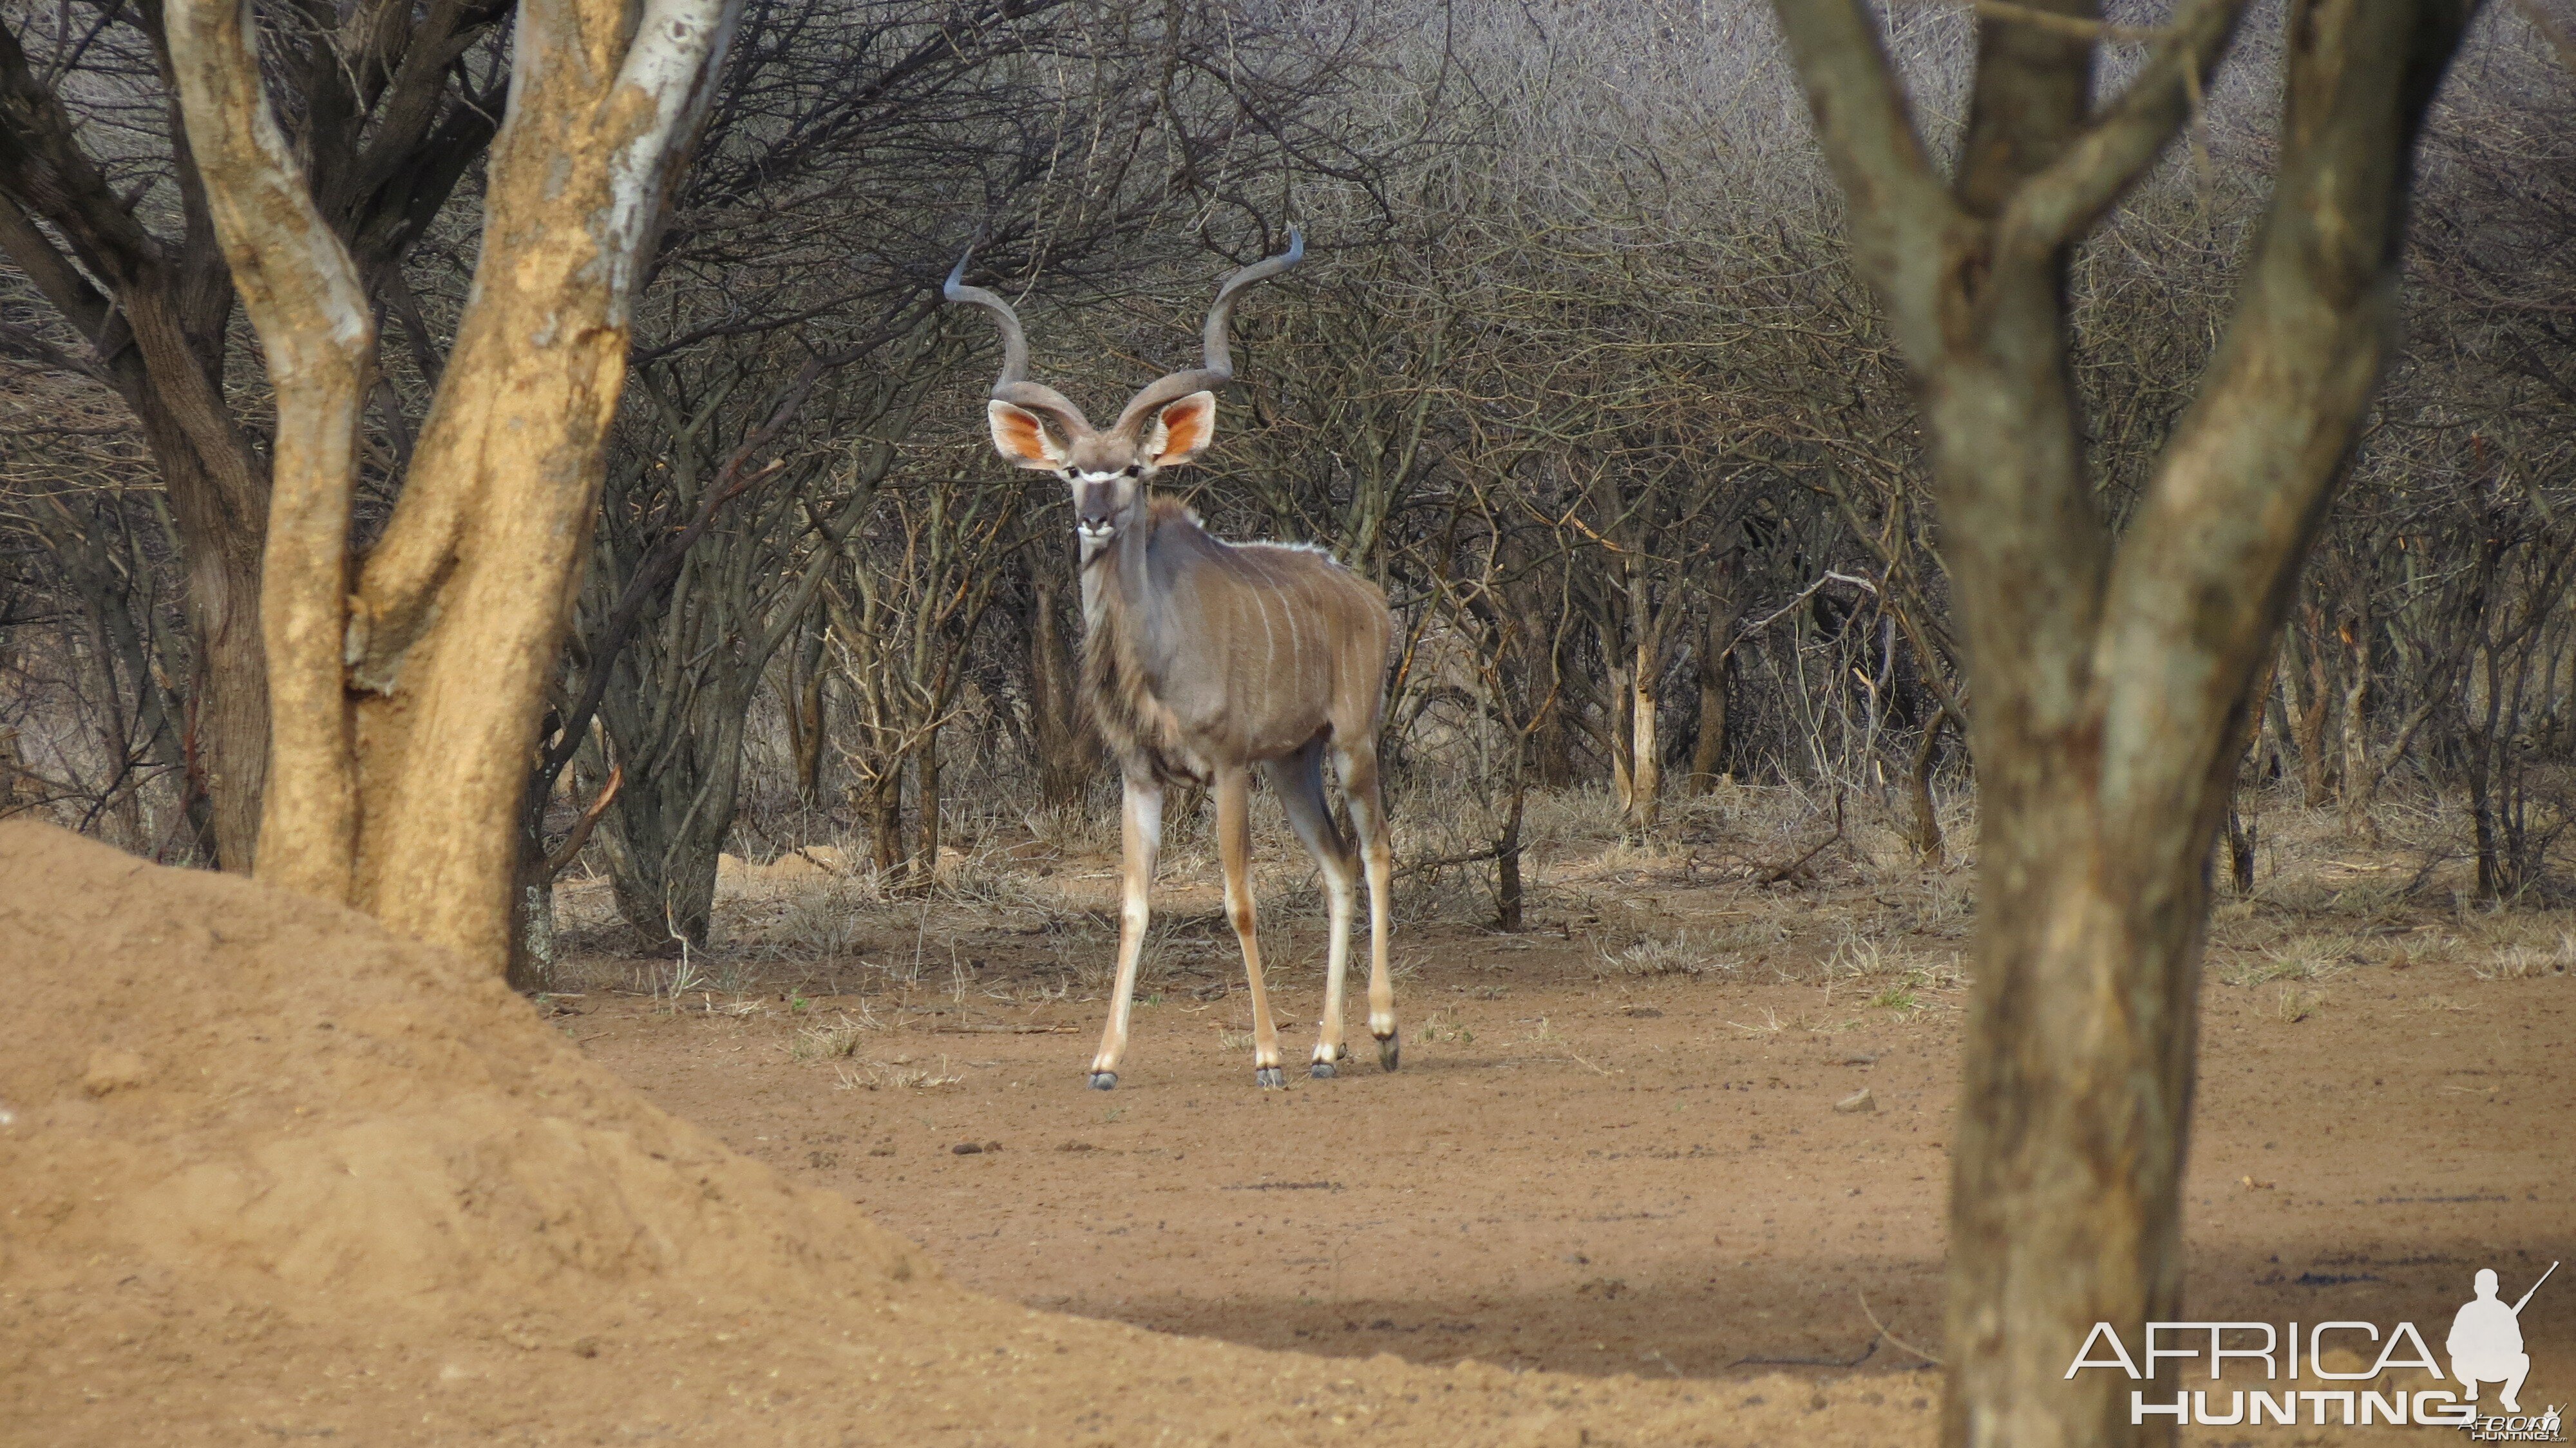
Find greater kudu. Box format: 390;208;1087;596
946;232;1397;1090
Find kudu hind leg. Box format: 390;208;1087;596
1216;768;1285;1088
1088;775;1163;1089
1335;741;1399;1069
1267;744;1357;1078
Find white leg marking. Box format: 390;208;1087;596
1092;776;1162;1078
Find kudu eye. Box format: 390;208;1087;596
1124;464;1141;477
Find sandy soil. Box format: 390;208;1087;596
581;944;2576;1391
568;807;2576;1444
0;823;1906;1446
6;809;2571;1447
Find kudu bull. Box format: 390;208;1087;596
946;232;1397;1090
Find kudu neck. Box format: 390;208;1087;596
1078;490;1164;627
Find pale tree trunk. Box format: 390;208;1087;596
1772;1;2474;1445
1624;560;1664;832
5;0;509;869
171;0;741;969
1604;651;1636;815
1625;659;1660;828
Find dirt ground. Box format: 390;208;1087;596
6;788;2573;1446
560;788;2576;1440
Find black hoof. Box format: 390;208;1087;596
1255;1065;1284;1089
1088;1071;1117;1091
1378;1030;1401;1072
1310;1060;1337;1080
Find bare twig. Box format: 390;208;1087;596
1757;792;1847;886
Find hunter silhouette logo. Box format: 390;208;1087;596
2452;1263;2552;1414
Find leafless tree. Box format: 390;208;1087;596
2;0;512;864
1770;0;2484;1443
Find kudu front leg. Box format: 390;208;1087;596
1217;768;1286;1088
1088;775;1162;1089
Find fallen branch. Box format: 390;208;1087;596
1756;792;1846;886
1857;1287;1944;1366
1396;843;1514;880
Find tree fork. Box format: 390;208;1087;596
1770;0;2477;1440
171;0;743;968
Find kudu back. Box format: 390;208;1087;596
947;232;1398;1089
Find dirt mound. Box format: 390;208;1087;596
0;826;919;1317
0;823;1909;1444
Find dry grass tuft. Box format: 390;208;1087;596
1595;931;1732;978
790;1009;884;1061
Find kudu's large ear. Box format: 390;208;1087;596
1143;392;1218;469
988;399;1070;470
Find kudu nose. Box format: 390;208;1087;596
1075;482;1121;534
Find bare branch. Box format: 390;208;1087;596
1994;0;2249;258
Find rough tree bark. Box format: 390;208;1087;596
0;56;271;865
1768;0;2475;1442
2338;593;2380;842
169;0;739;967
2;2;507;868
2284;606;2336;804
781;611;830;806
1026;541;1099;812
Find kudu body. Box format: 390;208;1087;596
947;233;1397;1089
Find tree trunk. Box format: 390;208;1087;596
914;719;941;882
509;770;560;992
1689;580;1741;793
2226;650;2280;895
1770;0;2473;1442
2294;614;2336;806
151;414;272;872
864;776;904;875
1904;712;1947;867
2338;601;2378;843
1029;546;1097;810
1530;697;1575;788
1624;575;1663;832
1495;774;1526;931
1605;651;1636;815
171;0;743;967
2223;808;2257;893
784;613;828;806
